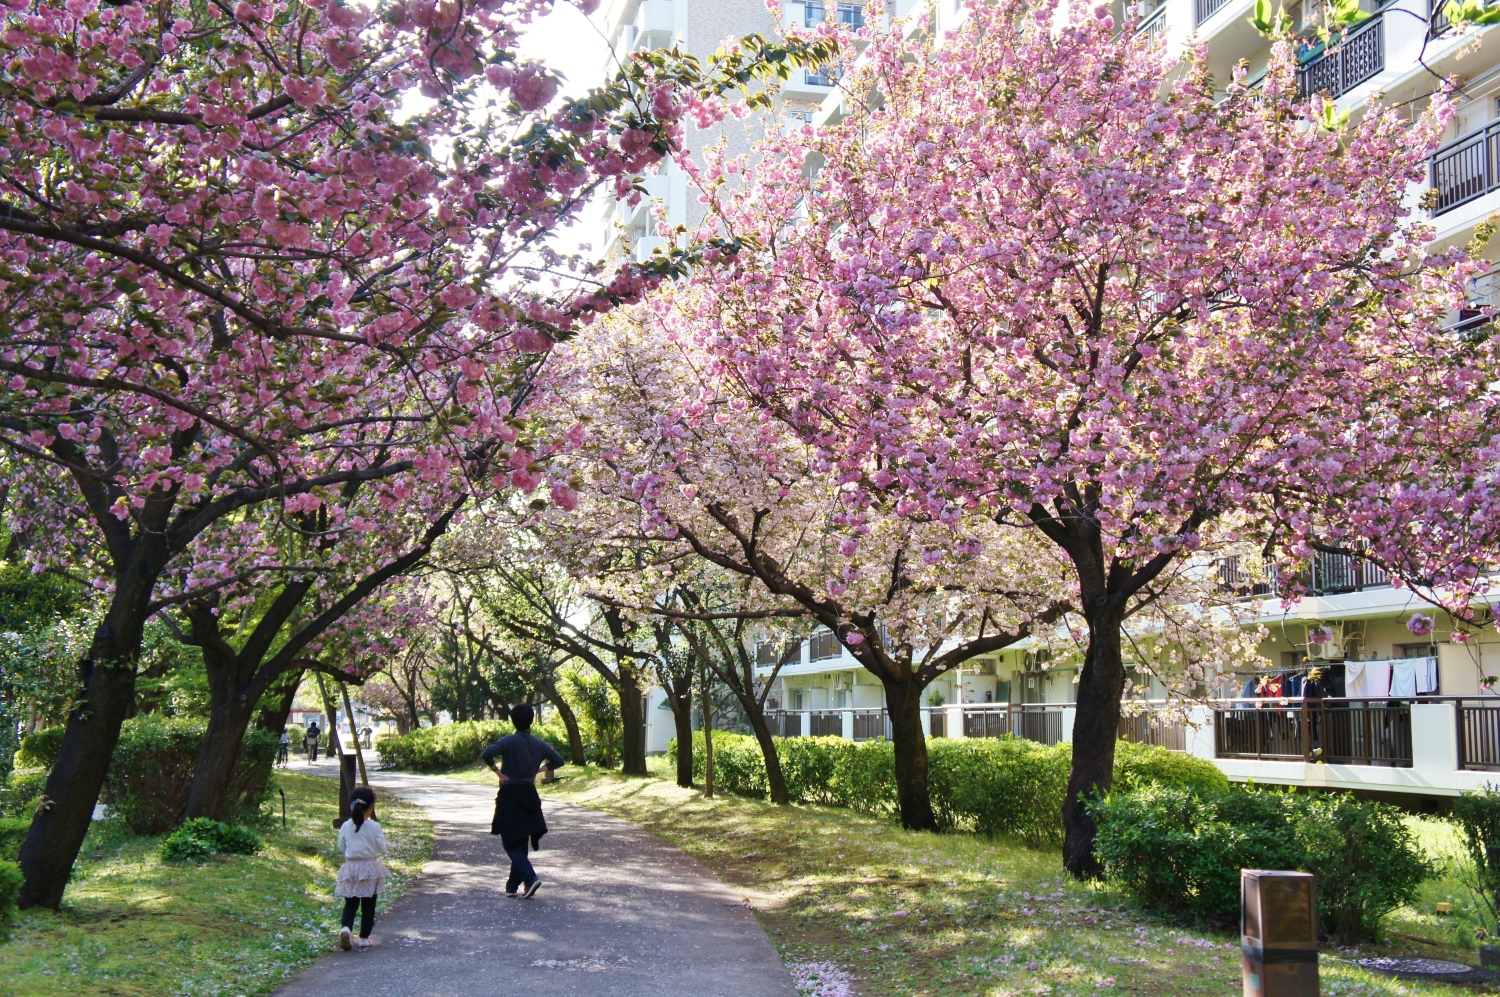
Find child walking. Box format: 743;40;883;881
334;786;388;951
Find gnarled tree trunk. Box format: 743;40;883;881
619;665;647;776
1062;607;1127;878
537;676;587;766
883;675;937;831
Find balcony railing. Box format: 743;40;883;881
1297;15;1383;100
1213;551;1390;600
961;704;1067;745
1119;710;1187;750
1430;121;1500;216
1194;0;1230;26
1212;699;1412;767
1456;699;1500;770
1135;4;1167;40
852;708;891;741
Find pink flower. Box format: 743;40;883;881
1407;614;1435;637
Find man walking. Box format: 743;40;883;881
305;720;320;763
481;704;565;899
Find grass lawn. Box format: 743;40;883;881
0;770;433;997
443;758;1488;997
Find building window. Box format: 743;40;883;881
758;639;802;665
809;628;841;661
837;1;865;27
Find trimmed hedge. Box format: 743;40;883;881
0;771;45;819
0;818;28;862
0;860;19;942
1091;784;1431;941
677;733;1227;847
376;719;572;773
160;817;262;863
105;715;279;834
13;725;64;771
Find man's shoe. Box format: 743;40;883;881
339;927;353;951
506;887;520;898
521;879;542;899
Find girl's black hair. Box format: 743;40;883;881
349;786;377;831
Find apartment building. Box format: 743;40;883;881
639;0;1500;801
598;0;857;259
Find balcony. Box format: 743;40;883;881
1135;3;1167;41
1212;699;1413;767
1212;550;1391;601
1194;0;1230;26
1430;121;1500;216
961;704;1067;745
633;0;674;50
1296;14;1383;100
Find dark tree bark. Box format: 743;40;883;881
1061;607;1128;877
536;675;587;766
883;675;936;830
17;597;149;909
237;671;302;808
618;663;647;776
672;695;695;787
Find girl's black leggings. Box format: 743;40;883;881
341;894;377;938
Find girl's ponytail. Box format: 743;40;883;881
349;786;376;830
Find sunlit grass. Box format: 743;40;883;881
444;759;1488;996
0;771;433;997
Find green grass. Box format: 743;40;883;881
442;758;1488;997
0;771;433;997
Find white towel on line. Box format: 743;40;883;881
1389;659;1418;698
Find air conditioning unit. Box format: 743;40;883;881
1307;624;1345;661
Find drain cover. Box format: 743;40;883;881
1356;957;1473;977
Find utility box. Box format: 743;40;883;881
1242;870;1318;997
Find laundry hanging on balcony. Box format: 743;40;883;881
1390;658;1418;698
1345;659;1391;699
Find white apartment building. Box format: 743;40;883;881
598;0;879;259
636;0;1500;800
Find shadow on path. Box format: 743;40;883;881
273;765;797;997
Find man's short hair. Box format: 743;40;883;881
511;703;535;730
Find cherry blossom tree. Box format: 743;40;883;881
679;0;1499;872
541;311;1072;829
0;0;831;906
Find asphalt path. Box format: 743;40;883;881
273;762;798;997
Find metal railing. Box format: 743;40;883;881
851;708;891;741
1195;0;1230;26
1119;710;1187;751
961;705;1067;746
930;710;947;738
1212;699;1412;767
1213;551;1390;600
1457;699;1500;770
1297;15;1383;100
806;711;843;737
1136;4;1167;40
1431;120;1500;216
767;711;803;737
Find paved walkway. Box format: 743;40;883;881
274;764;797;997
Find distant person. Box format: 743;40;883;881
482;704;565;899
305;721;321;763
361;725;372;749
334;786;389;950
277;731;290;767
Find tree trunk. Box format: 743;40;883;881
619;666;647;776
1062;609;1127;879
184;694;257;821
538;679;587;766
701;668;714;799
883;676;938;831
238;674;300;808
18;598;148;909
745;705;790;805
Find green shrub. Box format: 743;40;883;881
1450;787;1500;935
675;733;1226;849
929;738;1071;846
13;725;64;770
375;719;573;773
1091;785;1430;941
105;714;277;834
0;770;46;819
0;818;28;862
0;860;20;941
160;817;261;863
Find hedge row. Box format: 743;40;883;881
0;860;19;941
376;719;571;773
10;717;278;834
679;733;1227;846
1091;784;1430;942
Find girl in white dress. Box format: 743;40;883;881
334;786;389;950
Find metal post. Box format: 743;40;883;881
1242;870;1318;997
